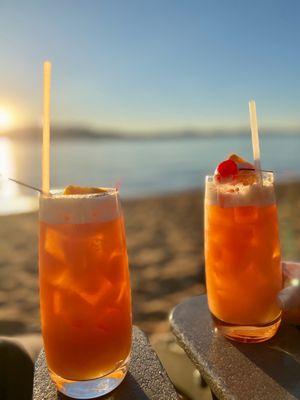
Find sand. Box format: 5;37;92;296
0;182;299;337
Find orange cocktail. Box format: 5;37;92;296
205;164;282;342
39;188;131;398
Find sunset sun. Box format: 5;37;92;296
0;108;14;131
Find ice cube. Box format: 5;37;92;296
53;291;61;315
44;227;66;263
107;252;126;281
78;277;113;306
234;206;258;224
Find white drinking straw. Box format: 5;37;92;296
248;99;262;184
42;61;52;194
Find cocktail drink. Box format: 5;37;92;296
205;155;282;342
39;186;132;398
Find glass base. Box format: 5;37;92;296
211;313;281;343
50;358;129;399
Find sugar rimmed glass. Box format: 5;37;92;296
39;188;132;398
204;172;282;342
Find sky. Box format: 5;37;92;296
0;0;300;132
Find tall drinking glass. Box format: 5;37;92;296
205;172;282;342
39;189;132;398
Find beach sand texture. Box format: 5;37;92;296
0;183;299;337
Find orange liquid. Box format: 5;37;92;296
205;203;282;326
39;216;132;381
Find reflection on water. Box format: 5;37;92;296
0;137;17;196
0;138;37;215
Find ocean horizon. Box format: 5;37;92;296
0;133;300;214
2;125;300;141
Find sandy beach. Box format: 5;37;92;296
0;182;299;338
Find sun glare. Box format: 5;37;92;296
0;108;13;131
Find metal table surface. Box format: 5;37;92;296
170;295;300;400
33;326;178;400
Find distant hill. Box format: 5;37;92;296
3;126;124;140
2;126;300;140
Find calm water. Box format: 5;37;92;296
0;135;300;214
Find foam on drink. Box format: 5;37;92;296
205;173;275;208
40;187;121;224
206;154;275;208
